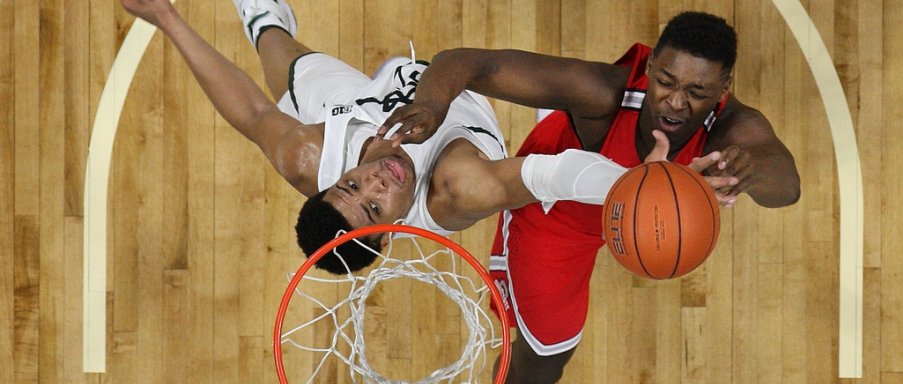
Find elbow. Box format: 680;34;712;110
782;172;802;206
754;162;801;208
786;183;801;206
237;101;277;131
773;186;801;208
752;181;801;208
433;47;481;59
431;49;465;66
431;48;498;78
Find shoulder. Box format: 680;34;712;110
426;139;499;226
708;96;777;147
430;139;487;195
565;59;631;118
268;123;325;197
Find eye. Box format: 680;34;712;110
656;77;672;87
369;202;380;214
689;92;706;100
347;180;358;190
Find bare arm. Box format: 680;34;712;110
426;142;535;231
379;48;626;146
706;100;801;208
431;131;728;230
122;0;320;194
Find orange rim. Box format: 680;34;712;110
274;224;511;383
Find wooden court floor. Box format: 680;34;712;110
2;0;903;382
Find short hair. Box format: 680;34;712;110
295;189;381;274
654;11;737;73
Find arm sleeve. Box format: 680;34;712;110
521;149;627;212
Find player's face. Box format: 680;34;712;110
643;46;731;140
321;154;416;230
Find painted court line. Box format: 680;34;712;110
83;14;161;373
772;0;864;378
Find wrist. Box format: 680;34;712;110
154;5;183;34
415;99;449;123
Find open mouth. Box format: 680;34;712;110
658;115;684;131
384;157;407;183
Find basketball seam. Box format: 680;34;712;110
633;165;654;279
660;163;682;279
674;165;719;270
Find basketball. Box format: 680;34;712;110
602;161;720;279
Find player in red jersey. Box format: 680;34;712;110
381;12;800;383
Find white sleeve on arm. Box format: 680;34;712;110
521;149;628;212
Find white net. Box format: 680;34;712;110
278;228;504;383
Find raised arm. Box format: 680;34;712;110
122;0;321;195
706;100;801;208
379;48;626;146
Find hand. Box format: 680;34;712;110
377;102;447;147
704;145;755;198
121;0;178;28
645;130;739;208
690;153;740;208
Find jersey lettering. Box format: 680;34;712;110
331;104;353;116
493;279;511;310
355;67;421;112
608;202;626;255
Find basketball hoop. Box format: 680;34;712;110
274;224;511;383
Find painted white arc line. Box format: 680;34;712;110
83;16;162;373
771;0;864;378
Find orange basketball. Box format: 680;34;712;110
602;161;719;279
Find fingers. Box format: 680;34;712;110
716;148;754;195
724;171;756;196
715;191;737;208
378;104;440;146
644;130;670;162
704;174;739;191
379;106;427;137
385;119;428;147
378;106;415;137
640;136;740;208
699;152;739;207
689;151;722;173
717;146;739;170
379;122;433;147
721;149;750;174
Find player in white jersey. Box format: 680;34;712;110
120;0;730;276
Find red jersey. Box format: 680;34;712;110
509;43;727;250
489;43;729;354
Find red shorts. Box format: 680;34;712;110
489;112;607;356
490;200;605;355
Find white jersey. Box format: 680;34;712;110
316;62;507;236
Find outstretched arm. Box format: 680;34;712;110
121;0;320;194
379;48;625;146
433;131;729;230
706;102;801;208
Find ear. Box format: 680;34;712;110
721;74;733;98
645;55;654;76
